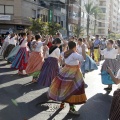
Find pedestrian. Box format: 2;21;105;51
107;67;120;120
0;32;10;56
26;34;49;82
3;33;17;59
77;38;98;77
11;32;29;75
48;41;87;115
37;38;61;87
93;35;101;65
100;40;120;91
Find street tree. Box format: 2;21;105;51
84;2;99;39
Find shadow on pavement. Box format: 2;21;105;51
62;93;112;120
0;92;49;120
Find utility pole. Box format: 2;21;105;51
66;0;69;39
78;0;82;38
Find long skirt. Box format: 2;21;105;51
101;59;120;85
48;65;87;104
109;89;120;120
38;57;59;87
26;52;44;74
11;47;29;71
6;45;20;63
81;55;98;74
3;44;15;58
0;41;9;56
94;48;100;62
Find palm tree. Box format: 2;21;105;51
84;2;99;38
93;7;102;36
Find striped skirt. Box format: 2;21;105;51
3;44;15;58
26;52;44;74
0;41;9;56
11;47;29;71
38;57;59;87
48;65;87;104
81;55;98;73
109;89;120;120
101;59;120;85
6;45;20;63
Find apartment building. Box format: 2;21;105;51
0;0;48;34
68;0;79;36
95;0;110;37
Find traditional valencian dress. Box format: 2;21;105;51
48;51;87;104
77;44;98;74
38;46;60;87
26;41;44;80
6;38;22;63
11;38;29;71
3;37;16;59
0;35;10;56
101;48;120;85
109;69;120;120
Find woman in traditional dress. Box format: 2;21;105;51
37;38;61;87
100;40;120;91
48;41;87;115
26;35;49;82
11;32;29;75
107;67;120;120
3;33;17;59
77;38;98;77
0;32;10;56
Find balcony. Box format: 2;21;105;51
69;4;79;12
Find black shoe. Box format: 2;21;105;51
104;87;112;91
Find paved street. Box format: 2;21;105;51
0;58;117;120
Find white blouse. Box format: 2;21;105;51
48;48;60;59
20;39;28;47
77;44;88;54
35;41;44;53
4;35;10;43
100;48;118;59
9;37;16;45
62;52;84;66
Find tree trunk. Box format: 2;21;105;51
87;15;90;41
94;20;96;36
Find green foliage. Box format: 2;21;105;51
47;22;62;35
29;18;48;35
29;18;62;35
74;25;85;37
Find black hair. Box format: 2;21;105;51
78;38;83;42
35;34;41;41
68;41;76;50
117;40;120;47
108;40;114;44
53;38;61;44
21;32;27;37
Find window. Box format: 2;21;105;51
0;5;14;15
54;15;57;22
61;21;63;27
32;9;36;19
101;8;106;13
0;5;4;14
5;5;14;14
57;16;60;24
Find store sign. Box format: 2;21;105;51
16;25;25;30
0;15;11;20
